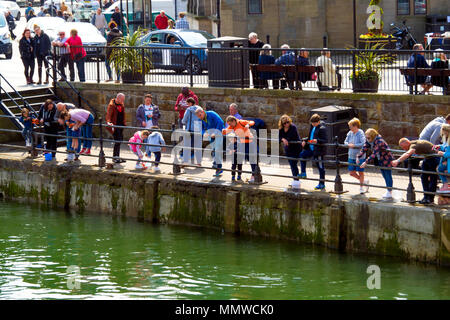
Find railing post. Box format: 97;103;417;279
334;136;344;194
172;123;181;175
189;48;194;88
406;158;416;203
414;51;418;95
96;47;100;84
253;137;263;184
98;117;105;168
52;46;57;90
241;48;244;89
141;48;145;86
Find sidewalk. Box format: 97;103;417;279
0;141;434;207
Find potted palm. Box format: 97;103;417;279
350;43;394;93
109;28;152;84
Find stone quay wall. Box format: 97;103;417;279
58;83;450;146
0;155;449;267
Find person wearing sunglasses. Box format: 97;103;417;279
52;30;75;81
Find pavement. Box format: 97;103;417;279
0;139;446;209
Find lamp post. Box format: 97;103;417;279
353;0;357;47
217;0;221;37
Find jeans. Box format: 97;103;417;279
67;127;81;154
288;159;299;179
113;128;123;158
22;57;34;79
380;168;393;191
300;149;325;185
438;162;448;184
81;114;94;149
44;126;58;157
75;57;86;82
22;127;33;144
105;59;120;80
36;54;49;80
231;142;258;176
211;137;224;170
147;151;161;166
421;157;439;201
183;132;202;164
59;54;74;80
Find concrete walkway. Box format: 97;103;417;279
1;140;445;209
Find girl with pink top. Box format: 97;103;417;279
129;130;150;169
59;108;95;155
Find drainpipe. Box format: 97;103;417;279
217;0;221;37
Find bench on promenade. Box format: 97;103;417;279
250;64;324;90
399;68;450;95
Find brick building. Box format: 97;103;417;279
187;0;449;48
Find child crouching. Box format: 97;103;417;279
145;126;166;173
129;130;150;170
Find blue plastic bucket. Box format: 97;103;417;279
44;153;52;161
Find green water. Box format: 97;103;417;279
0;202;449;300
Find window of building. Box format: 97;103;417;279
414;0;427;15
397;0;410;15
248;0;262;14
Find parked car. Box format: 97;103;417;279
0;1;20;20
0;9;12;59
63;22;106;60
139;29;214;74
26;17;67;41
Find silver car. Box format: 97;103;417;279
0;1;20;20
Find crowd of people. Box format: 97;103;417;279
16;86;450;204
18;24;87;84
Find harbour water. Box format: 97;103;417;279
0;202;449;300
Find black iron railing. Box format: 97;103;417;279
52;46;450;95
0;114;449;206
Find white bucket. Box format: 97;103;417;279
291;180;301;190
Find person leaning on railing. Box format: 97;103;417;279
392;138;439;205
106;93;126;163
63;29;87;82
181;97;205;166
38;99;58;159
357;129;394;200
56;102;78;160
59;108;95;156
52;30;75;82
299;114;327;190
278;114;301;188
105;22;122;83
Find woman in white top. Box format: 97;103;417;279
315;49;339;90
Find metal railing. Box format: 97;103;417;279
51;46;450;95
0;113;449;206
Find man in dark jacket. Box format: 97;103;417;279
248;32;264;88
297;49;311;85
33;25;51;84
38;99;58;158
299;114;328;190
275;44;296;90
111;6;123;30
106;93;126;163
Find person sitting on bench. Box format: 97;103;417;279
406;44;433;95
315;49;341;91
430;49;449;95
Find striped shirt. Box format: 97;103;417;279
175;18;190;30
54;37;69;55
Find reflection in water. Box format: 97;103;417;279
0;202;449;299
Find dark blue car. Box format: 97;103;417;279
139;29;215;75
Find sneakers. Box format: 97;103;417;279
213;169;223;177
382;190;393;200
153;166;161;173
359;186;365;194
80;148;86;155
298;173;307;179
231;176;236;182
141;162;147;170
314;183;325;190
135;163;144;170
291;180;301;189
418;198;431;205
84;149;91;155
437;184;450;194
237;176;242;182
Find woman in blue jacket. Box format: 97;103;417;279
258;44;280;89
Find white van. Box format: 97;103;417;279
0;9;12;59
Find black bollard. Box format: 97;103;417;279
334;136;344;194
98;117;106;168
406;159;416;203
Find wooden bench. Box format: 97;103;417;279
250;64;324;90
399;68;450;95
